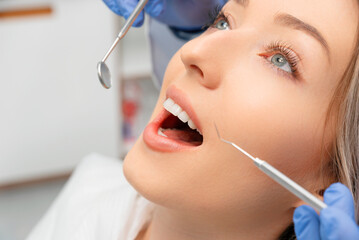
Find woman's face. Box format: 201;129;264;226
124;0;358;231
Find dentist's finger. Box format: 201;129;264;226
294;205;321;240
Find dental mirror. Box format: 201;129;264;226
97;61;111;89
97;0;149;89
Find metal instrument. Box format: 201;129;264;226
97;0;149;89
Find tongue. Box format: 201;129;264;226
162;128;202;146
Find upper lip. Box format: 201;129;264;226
165;85;202;133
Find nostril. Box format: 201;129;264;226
190;64;204;78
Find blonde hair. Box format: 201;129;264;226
326;21;359;222
279;8;359;239
280;4;359;239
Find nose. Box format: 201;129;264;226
180;33;228;89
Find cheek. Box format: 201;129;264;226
219;61;326;183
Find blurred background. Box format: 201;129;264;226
0;0;158;239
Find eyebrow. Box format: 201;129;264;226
231;0;330;58
274;13;330;56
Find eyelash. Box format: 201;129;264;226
203;6;229;30
260;41;301;80
203;8;302;80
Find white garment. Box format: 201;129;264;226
26;153;155;240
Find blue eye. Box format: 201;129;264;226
260;42;300;79
215;19;230;30
269;54;292;73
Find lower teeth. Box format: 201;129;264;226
158;128;168;137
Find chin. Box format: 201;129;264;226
122;135;206;211
122;137;172;206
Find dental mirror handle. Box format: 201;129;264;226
101;0;149;62
254;158;327;212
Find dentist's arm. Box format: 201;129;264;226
102;0;227;29
294;183;359;240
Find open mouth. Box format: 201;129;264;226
143;92;204;152
158;99;203;146
159;98;203;146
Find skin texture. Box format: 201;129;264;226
125;0;359;239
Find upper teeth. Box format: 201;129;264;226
163;98;201;133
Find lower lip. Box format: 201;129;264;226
143;109;202;152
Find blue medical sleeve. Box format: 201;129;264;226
102;0;164;27
102;0;227;28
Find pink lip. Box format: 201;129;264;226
142;85;203;152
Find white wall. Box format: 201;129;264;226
0;0;122;184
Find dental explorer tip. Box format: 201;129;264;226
214;123;221;139
214;123;235;145
213;123;257;162
214;123;230;144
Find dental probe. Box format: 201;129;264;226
97;0;149;89
214;125;327;212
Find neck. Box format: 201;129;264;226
141;205;292;240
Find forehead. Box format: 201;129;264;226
230;0;358;33
279;0;358;54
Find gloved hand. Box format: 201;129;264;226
294;183;359;240
102;0;227;29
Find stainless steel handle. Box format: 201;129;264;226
255;158;327;212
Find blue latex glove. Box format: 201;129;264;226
294;183;359;240
102;0;227;28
